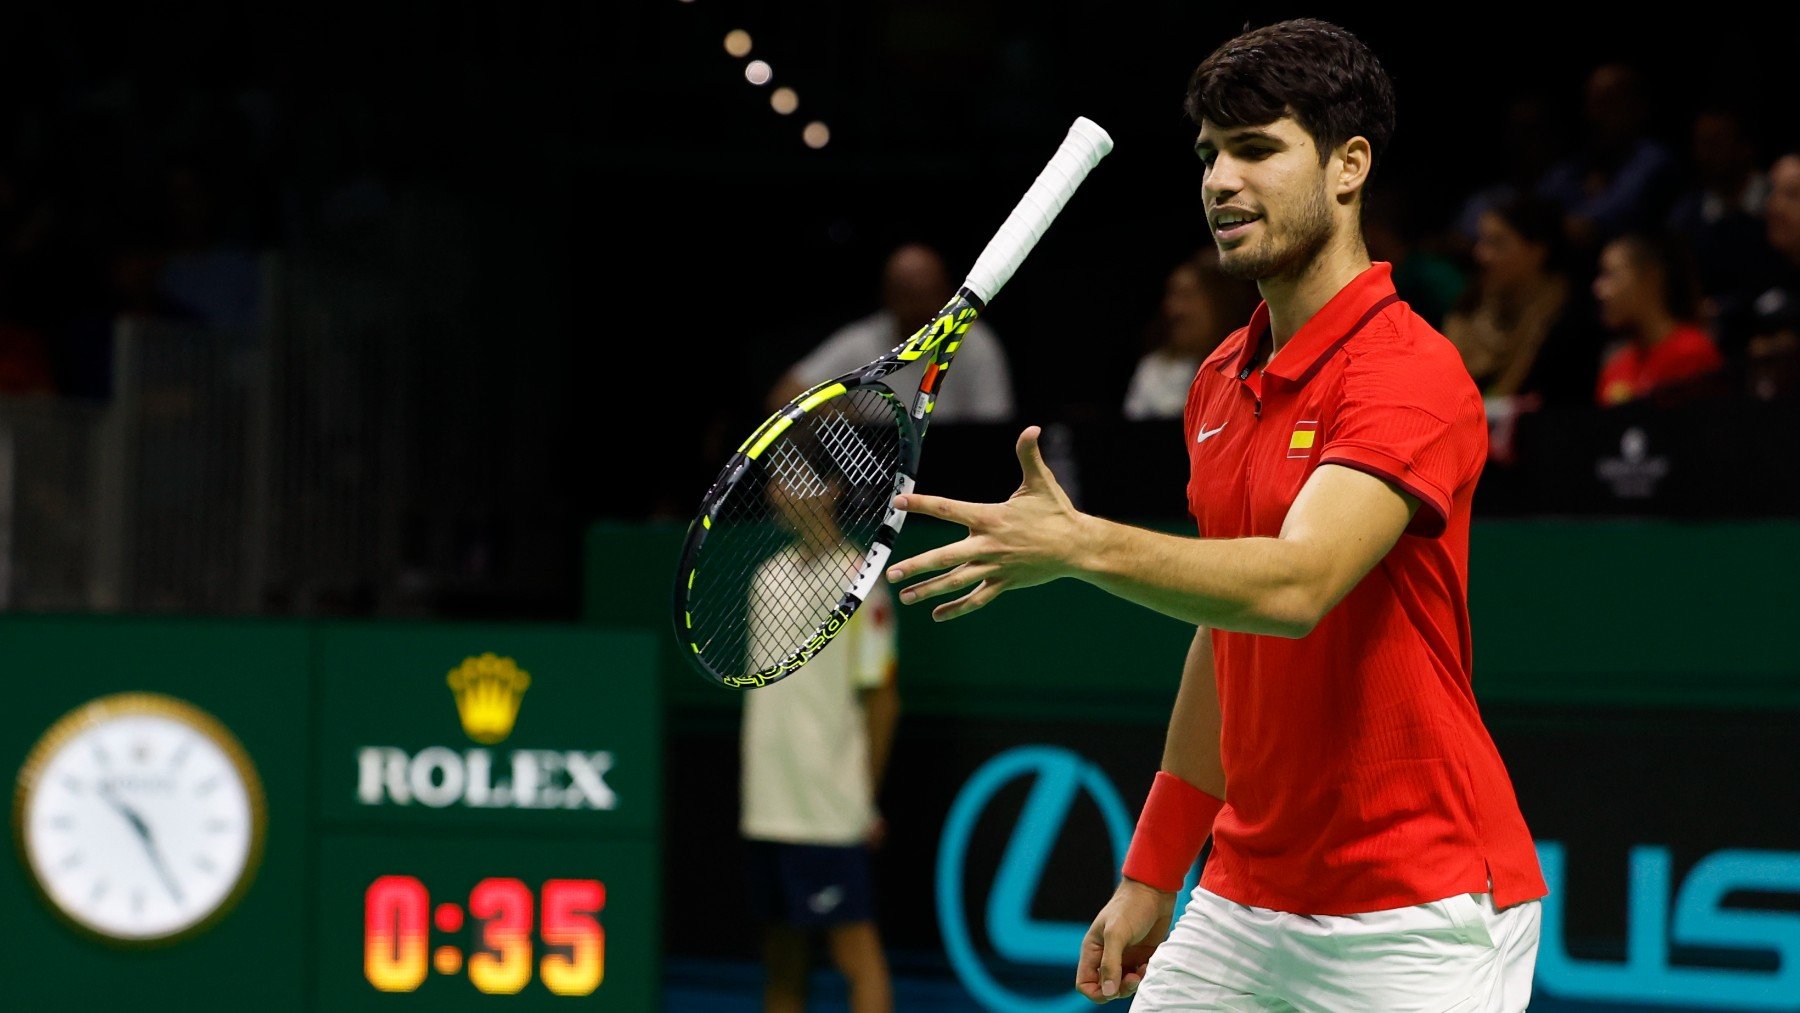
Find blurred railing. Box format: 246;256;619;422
0;397;106;610
0;229;565;617
0;248;412;614
0;314;271;612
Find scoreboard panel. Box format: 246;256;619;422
1;617;659;1013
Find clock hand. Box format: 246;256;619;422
98;783;184;905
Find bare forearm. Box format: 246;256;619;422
1071;515;1324;637
1162;627;1225;797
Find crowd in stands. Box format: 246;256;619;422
1122;65;1799;431
8;56;1797;449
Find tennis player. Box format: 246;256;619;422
885;18;1547;1011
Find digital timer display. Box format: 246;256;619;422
364;876;604;997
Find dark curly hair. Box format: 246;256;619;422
1611;232;1703;322
1185;19;1396;190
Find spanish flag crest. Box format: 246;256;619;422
1287;420;1319;460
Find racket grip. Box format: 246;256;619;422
963;117;1113;305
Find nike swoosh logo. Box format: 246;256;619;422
1196;423;1227;444
807;886;844;914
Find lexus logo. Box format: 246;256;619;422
936;746;1194;1012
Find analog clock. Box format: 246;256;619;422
13;692;266;944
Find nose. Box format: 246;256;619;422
1203;154;1243;207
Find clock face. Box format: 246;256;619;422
14;693;265;943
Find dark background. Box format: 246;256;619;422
2;2;1797;613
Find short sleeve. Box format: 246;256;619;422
1317;348;1484;538
854;582;897;690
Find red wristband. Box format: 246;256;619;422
1121;771;1224;893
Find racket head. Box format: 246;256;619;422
674;381;921;689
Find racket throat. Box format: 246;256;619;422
846;473;916;600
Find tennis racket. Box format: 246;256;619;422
674;117;1114;689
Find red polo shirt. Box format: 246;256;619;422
1183;261;1547;915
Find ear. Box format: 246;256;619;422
1335;136;1373;204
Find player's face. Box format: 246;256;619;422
1195;116;1334;281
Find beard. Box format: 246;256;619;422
1217;182;1334;282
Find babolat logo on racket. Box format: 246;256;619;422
721;605;856;689
901;305;979;359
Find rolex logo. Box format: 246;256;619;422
447;653;531;744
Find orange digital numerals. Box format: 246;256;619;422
363;875;606;997
541;879;606;995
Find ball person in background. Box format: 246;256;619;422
885;19;1546;1011
743;463;901;1013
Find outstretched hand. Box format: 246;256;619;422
886;425;1087;621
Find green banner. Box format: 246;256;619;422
589;519;1800;718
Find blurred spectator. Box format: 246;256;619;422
156;164;265;338
1592;234;1722;406
1745;153;1800;401
1122;248;1256;420
1445;196;1600;407
1453;97;1564;251
743;472;901;1013
1366;190;1466;327
1537;65;1679;248
768;244;1014;422
1668;106;1785;353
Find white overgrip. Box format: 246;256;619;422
963;117;1114;305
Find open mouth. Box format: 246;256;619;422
1214;216;1261;241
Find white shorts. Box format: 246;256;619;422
1132;886;1541;1012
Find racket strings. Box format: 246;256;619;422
687;390;908;677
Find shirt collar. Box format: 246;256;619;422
1218;261;1400;384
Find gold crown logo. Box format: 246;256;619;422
447;653;531;744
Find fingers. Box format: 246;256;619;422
893;492;980;527
1015;425;1050;487
1098;915;1126;1000
1119;955;1151;998
1074;924;1109;1003
887;540;981;582
897;563;995;605
930;578;1006;623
